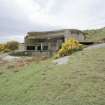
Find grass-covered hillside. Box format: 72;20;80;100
0;48;105;105
84;27;105;42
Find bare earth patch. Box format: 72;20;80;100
0;54;34;72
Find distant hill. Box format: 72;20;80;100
84;27;105;42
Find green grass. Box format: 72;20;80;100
84;27;105;42
0;48;105;105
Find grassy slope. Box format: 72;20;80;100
84;27;105;42
0;48;105;105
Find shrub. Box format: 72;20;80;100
3;48;11;53
0;44;6;52
6;41;19;51
55;38;83;58
0;41;19;53
53;53;60;59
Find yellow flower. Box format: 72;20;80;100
55;38;83;57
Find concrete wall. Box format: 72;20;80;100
18;43;25;51
64;30;85;41
24;29;85;57
31;51;50;57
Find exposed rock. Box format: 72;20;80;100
53;56;69;65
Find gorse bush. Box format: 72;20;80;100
54;38;83;58
0;44;11;53
0;41;19;53
0;44;6;52
3;48;11;53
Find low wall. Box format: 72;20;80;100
31;51;50;57
10;51;51;58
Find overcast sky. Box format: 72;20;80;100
0;0;105;43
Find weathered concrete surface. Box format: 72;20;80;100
25;29;85;57
53;56;69;65
84;43;105;50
